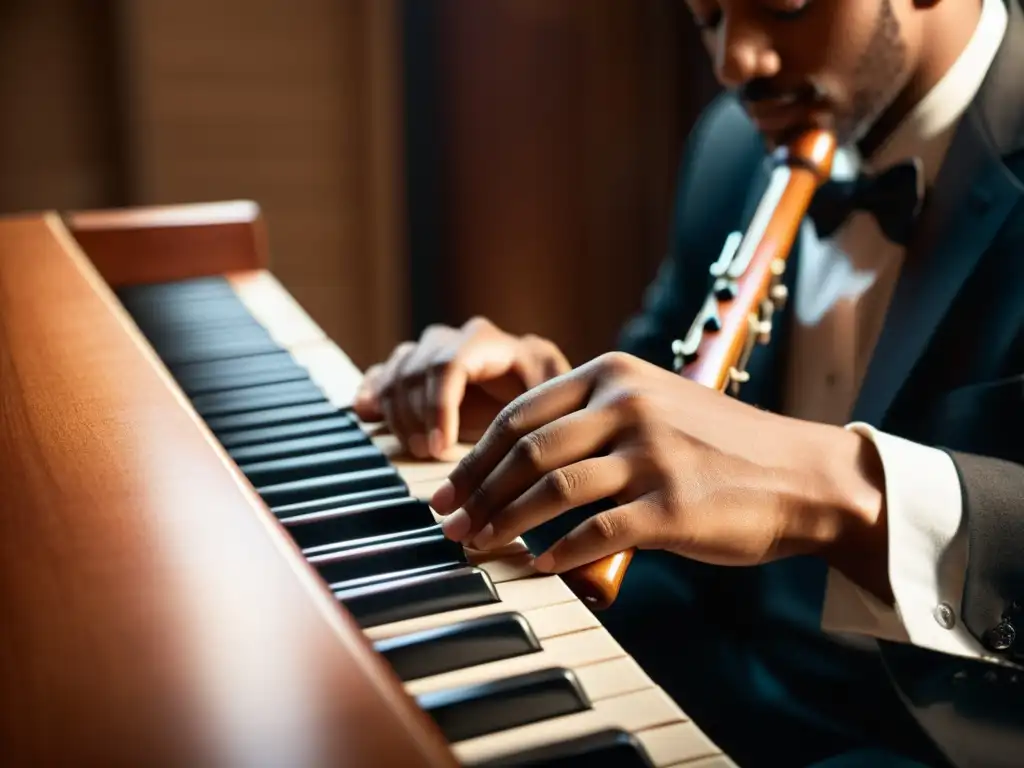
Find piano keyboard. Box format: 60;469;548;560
113;271;736;768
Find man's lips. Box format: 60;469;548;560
744;98;828;131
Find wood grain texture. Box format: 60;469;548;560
0;0;124;213
0;213;457;768
113;0;407;367
429;0;717;365
66;200;269;286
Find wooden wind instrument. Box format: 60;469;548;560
561;127;838;610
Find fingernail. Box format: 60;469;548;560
471;523;495;549
533;552;555;572
428;428;445;457
408;433;428;458
441;509;471;541
431;480;455;513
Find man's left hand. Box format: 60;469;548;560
430;352;889;591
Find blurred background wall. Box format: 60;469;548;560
0;0;718;369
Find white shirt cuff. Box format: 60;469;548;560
820;422;992;660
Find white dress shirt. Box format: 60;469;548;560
784;0;1009;660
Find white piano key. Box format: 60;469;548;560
227;271;327;348
639;722;723;766
364;575;580;641
225;270;738;768
404;626;634;695
288;339;364;409
666;757;738;768
452;687;689;766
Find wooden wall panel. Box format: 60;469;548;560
115;0;407;368
429;0;718;365
0;0;123;212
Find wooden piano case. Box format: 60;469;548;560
0;204;457;767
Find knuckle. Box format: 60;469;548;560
464;483;492;515
590;512;622;543
596;350;635;375
495;399;528;437
610;389;652;421
513;432;547;473
394;340;417;358
544;467;576;502
462;315;495;334
420;322;450;339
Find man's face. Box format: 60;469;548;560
687;0;924;148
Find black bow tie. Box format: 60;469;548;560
807;158;925;246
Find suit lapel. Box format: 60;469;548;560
851;0;1024;426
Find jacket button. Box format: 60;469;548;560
933;602;956;629
985;619;1016;651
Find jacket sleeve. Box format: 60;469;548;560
946;449;1024;660
616;94;766;367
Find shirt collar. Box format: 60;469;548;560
836;0;1008;183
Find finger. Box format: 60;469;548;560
377;342;416;444
391;351;430;457
423;362;464;457
432;366;595;515
427;332;522;457
352;364;385;421
404;381;431;457
532;497;654;573
439;407;621;542
468;454;633;550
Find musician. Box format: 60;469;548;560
355;0;1024;765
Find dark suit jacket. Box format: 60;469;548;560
617;2;1024;765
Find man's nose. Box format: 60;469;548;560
712;14;780;89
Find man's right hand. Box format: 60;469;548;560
352;317;571;459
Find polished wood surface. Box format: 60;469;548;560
561;549;635;611
423;0;713;364
0;213;457;767
65;200;270;287
680;129;836;390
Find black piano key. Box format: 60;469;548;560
271;485;410;519
309;531;466;586
283;496;438;550
181;364;311;397
332;562;465;593
257;466;404;508
171;351;309;395
135;313;267;342
205;401;342;435
116;276;235;305
215;415;355;450
336;566;500;628
416;668;592;744
469;729;656;768
149;333;282;367
191;379;325;418
374;613;541;682
228;430;369;464
132;303;259;329
239;445;389;487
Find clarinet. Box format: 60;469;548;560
561;128;838;610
